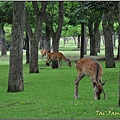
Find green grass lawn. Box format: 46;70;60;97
0;39;120;119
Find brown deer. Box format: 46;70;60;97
45;52;71;68
40;48;50;61
74;57;107;100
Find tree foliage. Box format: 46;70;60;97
0;1;13;25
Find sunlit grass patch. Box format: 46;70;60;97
0;60;119;119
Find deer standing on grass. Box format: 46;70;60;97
40;48;50;61
45;52;71;68
74;57;107;100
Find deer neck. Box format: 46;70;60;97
62;56;68;62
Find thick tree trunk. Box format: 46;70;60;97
94;21;101;53
7;2;25;92
88;22;97;56
44;26;51;51
26;2;48;73
102;12;115;68
52;38;59;52
52;37;59;68
29;34;39;73
96;30;101;53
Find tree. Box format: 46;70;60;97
45;1;64;52
7;1;25;92
25;31;29;64
118;1;120;106
43;25;51;52
0;1;13;55
44;2;64;68
80;22;85;58
117;2;120;60
0;24;7;55
26;1;48;73
102;11;116;68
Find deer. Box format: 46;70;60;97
45;52;71;68
40;48;50;61
74;57;107;100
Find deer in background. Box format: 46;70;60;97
45;52;71;68
74;57;107;100
40;48;50;61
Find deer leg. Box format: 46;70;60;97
59;60;62;68
42;55;44;61
58;59;61;68
74;74;84;99
44;59;51;68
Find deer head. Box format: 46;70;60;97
93;81;106;100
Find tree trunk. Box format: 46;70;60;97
26;31;29;64
51;2;64;68
88;22;97;56
118;1;120;107
51;2;64;52
84;25;87;55
51;59;58;69
77;34;80;49
1;38;7;55
26;2;48;73
117;37;120;59
39;36;43;49
117;2;120;60
63;37;66;46
94;21;101;53
0;24;7;55
80;22;84;59
96;30;101;53
7;2;25;92
44;25;51;51
73;36;76;45
113;32;116;48
45;2;64;68
102;12;116;68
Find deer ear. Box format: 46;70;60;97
93;81;99;87
102;80;106;86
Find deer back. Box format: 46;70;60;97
47;52;65;60
76;58;103;83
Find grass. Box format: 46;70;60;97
0;39;120;119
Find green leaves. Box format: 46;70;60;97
0;1;13;24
